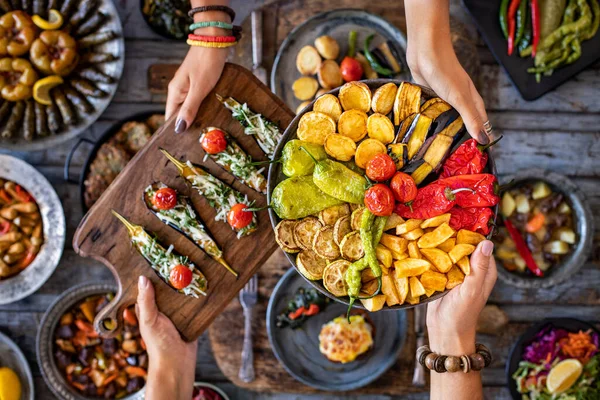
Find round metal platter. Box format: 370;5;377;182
0;330;35;400
0;0;125;152
0;155;65;305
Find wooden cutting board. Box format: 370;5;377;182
73;63;295;342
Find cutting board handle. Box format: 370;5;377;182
94;277;138;338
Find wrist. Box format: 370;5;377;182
427;329;476;356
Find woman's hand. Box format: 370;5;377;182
137;276;197;400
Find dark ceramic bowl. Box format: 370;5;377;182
267;79;498;311
37;283;145;400
495;169;594;289
505;318;600;400
0;331;34;400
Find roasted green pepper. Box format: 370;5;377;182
499;0;510;38
281;139;327;177
364;34;393;76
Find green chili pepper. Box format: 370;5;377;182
515;0;528;47
364;34;394;77
278;140;327;177
583;0;600;40
538;0;591;52
518;1;532;53
563;0;577;24
499;0;510;38
302;147;367;204
348;30;357;58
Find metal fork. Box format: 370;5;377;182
238;275;258;383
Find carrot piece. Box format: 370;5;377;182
123;307;138;326
74;319;99;337
125;366;147;378
525;212;545;233
103;373;119;386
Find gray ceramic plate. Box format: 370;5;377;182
0;331;34;400
37;283;145;400
271;9;411;111
496;169;594;289
0;155;65;305
266;268;407;391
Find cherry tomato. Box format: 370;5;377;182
366;154;396;182
169;264;193;290
200;129;228;154
364;184;395;216
227;203;253;229
390;172;418;203
152;187;177;210
340;56;363;82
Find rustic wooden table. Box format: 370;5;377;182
0;0;598;399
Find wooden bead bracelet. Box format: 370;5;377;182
416;343;492;373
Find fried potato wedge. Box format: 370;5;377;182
420;270;448;292
340;231;364;261
424;287;436;297
312;225;341;260
292;76;319;101
297;111;336;145
409;276;426;298
318;60;343;89
446;265;465;289
362;268;377;283
275;220;300;253
392;271;409;305
402;228;424;241
355;138;386;168
323;260;350;296
382;274;400;306
294;217;323;251
296;45;321;75
437;238;456;253
380;233;408;255
339;81;371;112
295;101;311;115
333;215;352;245
313;93;342;122
396;219;424;235
449;243;476;264
338;109;368;142
375;244;393;269
420;248;453;273
355;52;378;79
360;294;386;312
417;223;455;249
456;229;486;245
391;250;408;261
324;133;356;161
296;250;327;280
367;113;395;144
319;203;351;226
408;241;422;259
420;213;451;229
393;82;421;125
394;258;431;278
384;213;405;231
406;293;420;305
371;82;397;115
456;256;471;276
350;206;366;231
361;279;379;296
314;35;340;60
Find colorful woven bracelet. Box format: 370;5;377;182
186;39;238;48
189;21;235;31
188;5;236;21
187;34;237;43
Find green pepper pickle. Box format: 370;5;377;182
271;175;344;220
281;139;327;177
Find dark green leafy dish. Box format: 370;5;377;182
141;0;191;40
276;287;330;329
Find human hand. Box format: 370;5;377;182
136;276;197;400
426;240;497;355
166;45;228;134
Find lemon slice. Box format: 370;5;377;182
32;9;63;30
0;367;22;400
33;75;64;105
547;358;583;394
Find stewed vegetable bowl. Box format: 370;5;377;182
267;79;499;312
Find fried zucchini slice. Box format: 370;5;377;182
297;250;327;280
296;45;321;75
355;52;378;79
314;35;340;60
338;109;368;142
340;231;364;261
371;82;397;115
421;98;452;120
404;113;434;159
324;133;356;161
355;138;387;169
275;220;301;253
393;82;421;125
387;143;408;170
367;113;395;144
297;111;336;145
292;76;319;100
319;203;351;226
411;162;434;185
312;225;341;260
350;206;365;231
439;116;464;138
313;93;342;122
318;60;343;89
396;113;416;143
333;215;352;245
294;217;323;250
338;81;371;112
323;260;350;296
295;101;311;114
423;135;454;168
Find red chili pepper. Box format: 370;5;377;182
15;185;32;202
504;219;543;277
438;174;500;208
448;207;494;235
288;306;306;320
507;0;522;55
394;182;474;219
531;0;540;57
304;303;320;316
440;136;503;178
0;220;10;235
0;189;11;204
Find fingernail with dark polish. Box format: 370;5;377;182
479;131;490;145
481;240;494;256
175;118;187;134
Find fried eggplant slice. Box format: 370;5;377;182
393;82;421;125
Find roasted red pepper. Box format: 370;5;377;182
448;207;494;235
304;303;320;316
531;0;540;57
394;182;474;219
15;185;32;202
507;0;522;55
438;174;500;208
288;306;306;320
0;189;11;204
440;136;502;178
504;219;543;277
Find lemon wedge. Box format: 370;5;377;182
0;367;22;400
32;9;63;30
547;358;583;394
33;75;64;105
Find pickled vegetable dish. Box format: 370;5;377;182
494;181;576;277
0;178;43;279
53;293;147;398
276;287;330;329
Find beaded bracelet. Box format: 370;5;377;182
188;5;236;21
188;34;237;43
186;39;238;48
189;21;242;32
416;343;492;373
